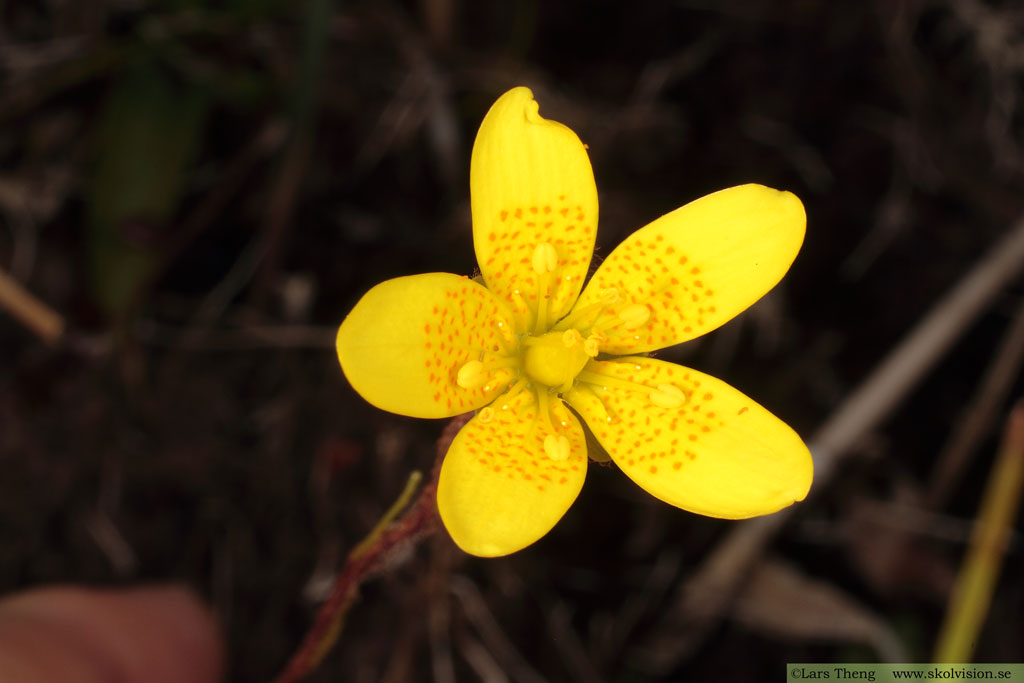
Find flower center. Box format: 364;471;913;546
522;329;591;391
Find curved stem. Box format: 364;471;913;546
273;412;472;683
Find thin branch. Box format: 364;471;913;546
0;265;65;345
928;295;1024;507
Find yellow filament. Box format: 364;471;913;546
577;368;656;395
534;270;552;334
532;243;559;334
570;384;618;424
535;388;556;434
550;396;571;427
553;288;619;332
509;289;530;334
491;320;515;355
498;377;530;410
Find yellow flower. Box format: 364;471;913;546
336;87;813;557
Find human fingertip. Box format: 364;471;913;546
0;584;224;683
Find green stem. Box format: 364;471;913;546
934;401;1024;662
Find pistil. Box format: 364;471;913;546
522;329;590;390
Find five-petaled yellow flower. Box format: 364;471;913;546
337;87;813;557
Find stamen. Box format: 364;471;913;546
648;383;687;409
617;303;651;330
531;242;558;274
457;358;519;390
600;288;621;305
572;384;618;424
456;360;486;389
543;434;571;461
491;319;515;355
583;334;601;357
577;369;654;394
535;388;556;434
509;289;530;334
477;406;495;423
551;397;571;427
554;287;620;331
531;243;560;334
499;377;530;410
562;329;583;347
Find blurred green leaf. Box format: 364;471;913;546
87;60;208;317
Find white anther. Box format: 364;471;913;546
456;360;487;389
649;383;686;409
618;304;650;330
532;242;558;274
543;434;571;461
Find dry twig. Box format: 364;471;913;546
0;266;65;345
928;297;1024;507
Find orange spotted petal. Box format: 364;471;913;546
336;273;517;419
564;357;812;519
471;87;599;332
568;184;805;354
437;389;587;557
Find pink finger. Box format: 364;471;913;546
0;585;223;683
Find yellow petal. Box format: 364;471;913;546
471;87;599;332
336;273;518;419
568;184;805;354
565;357;811;518
437;389;587;556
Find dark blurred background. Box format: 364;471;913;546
2;0;1023;680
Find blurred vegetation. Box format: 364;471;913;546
1;0;1023;681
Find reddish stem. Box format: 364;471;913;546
273;413;471;683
